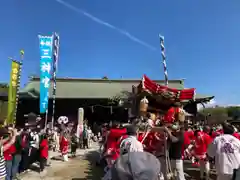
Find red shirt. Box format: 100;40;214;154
182;131;191;155
211;130;223;139
21;134;28;148
40;139;48;159
163;107;180;124
194;132;212;155
233;132;240;140
106;128;127;160
140;132;163;153
4;144;16;161
204;133;213;146
211;131;218;139
187;130;195;140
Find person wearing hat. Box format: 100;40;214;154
164;123;185;180
110;152;161;180
208;122;240;180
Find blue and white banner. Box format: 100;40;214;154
39;35;53;114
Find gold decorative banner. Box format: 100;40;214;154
7;61;20;125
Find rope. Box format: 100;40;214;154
164;132;173;180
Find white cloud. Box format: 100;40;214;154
197;98;240;110
197;98;216;110
55;0;156;51
222;104;240;107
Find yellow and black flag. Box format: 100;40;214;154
7;61;21;125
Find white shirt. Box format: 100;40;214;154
147;119;154;127
88;129;92;137
120;136;143;155
208;134;240;175
30;132;40;149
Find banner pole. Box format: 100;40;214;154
44;109;48;131
51;32;60;129
14;50;24;126
159;34;173;178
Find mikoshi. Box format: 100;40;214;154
135;35;195;180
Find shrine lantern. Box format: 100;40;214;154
139;97;148;115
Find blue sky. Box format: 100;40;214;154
0;0;240;105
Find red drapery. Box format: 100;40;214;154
139;75;195;101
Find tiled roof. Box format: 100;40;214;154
19;77;184;99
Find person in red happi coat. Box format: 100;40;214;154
193;128;212;180
39;134;48;172
105;122;126;167
4;141;16;180
60;132;69;162
182;128;191;159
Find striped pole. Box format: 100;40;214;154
51;33;60;129
159;35;173;177
159;35;168;86
14;50;24;125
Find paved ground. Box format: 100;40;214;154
19;143;217;180
184;160;217;180
20;143;103;180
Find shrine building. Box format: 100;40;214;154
0;76;214;126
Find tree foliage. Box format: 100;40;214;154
199;106;240;123
200;106;227;116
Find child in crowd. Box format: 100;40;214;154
71;134;78;157
39;134;48;172
60;132;69;162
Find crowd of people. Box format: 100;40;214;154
1;116;240;180
100;117;240;180
0;126;50;180
0;122;95;180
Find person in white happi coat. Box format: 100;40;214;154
208;122;240;180
120;125;143;155
103;125;143;180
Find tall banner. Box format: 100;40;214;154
51;33;60;127
39;35;53;114
7;61;21;124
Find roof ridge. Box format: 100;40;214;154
29;76;184;82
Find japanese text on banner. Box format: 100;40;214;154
7;61;20;124
39;35;53;114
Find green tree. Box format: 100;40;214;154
200;107;227;116
226;106;240;120
199;107;228;124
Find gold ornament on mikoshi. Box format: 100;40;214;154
177;108;185;123
140;96;149;112
150;113;156;121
